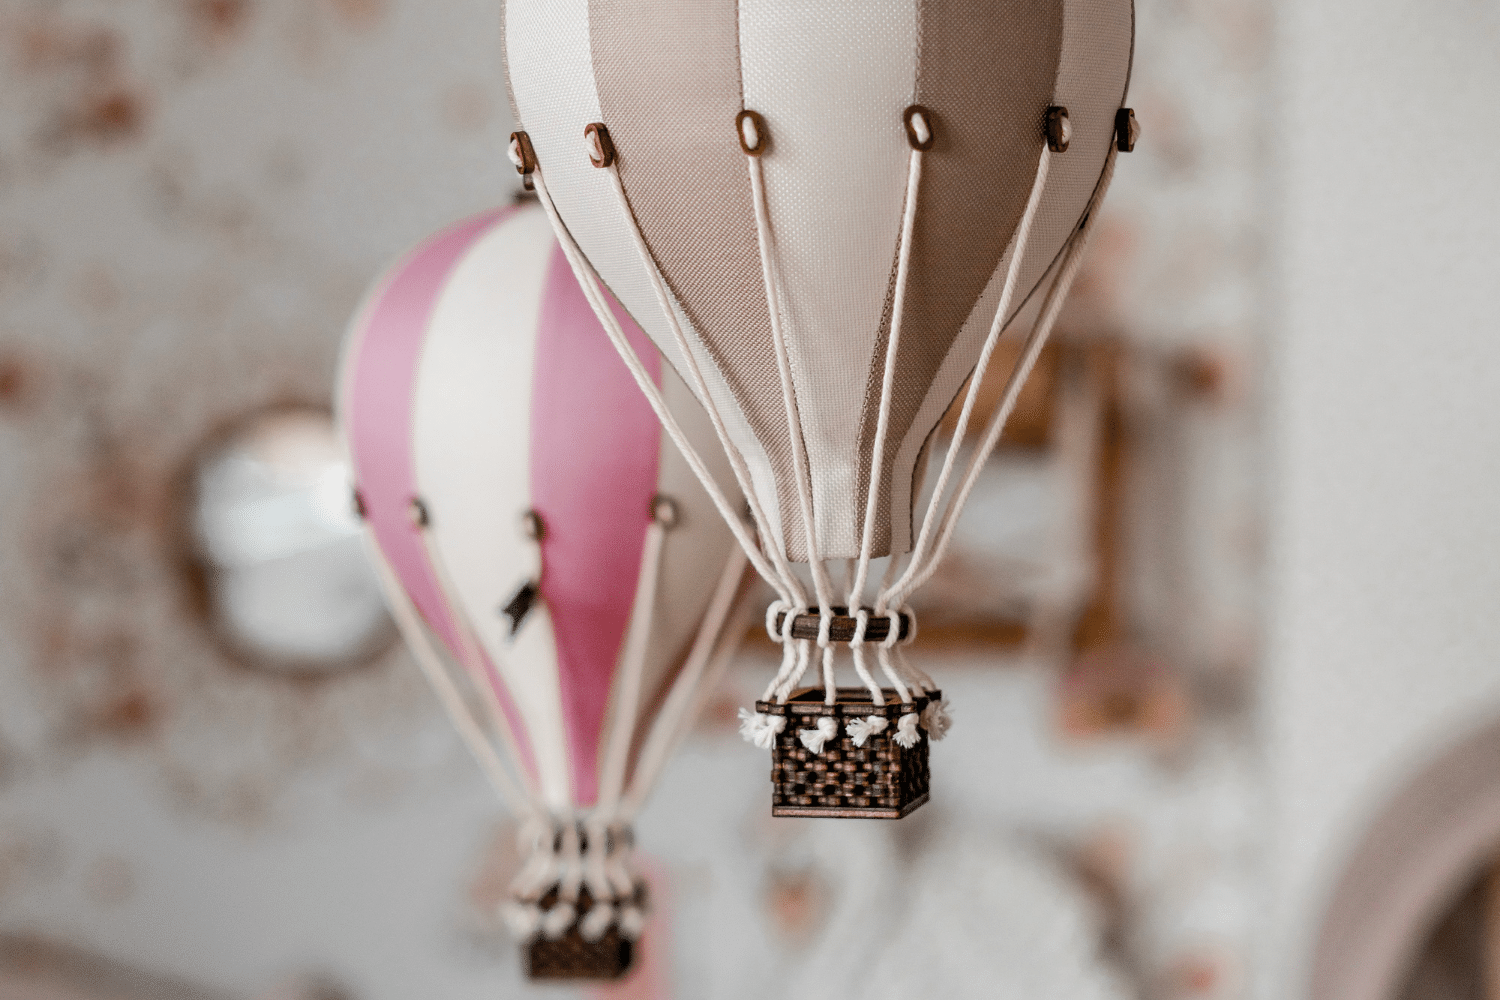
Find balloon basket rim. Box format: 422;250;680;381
757;687;935;820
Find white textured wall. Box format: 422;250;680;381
1268;0;1500;993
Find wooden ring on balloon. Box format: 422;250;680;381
735;109;769;156
903;105;935;151
1115;107;1139;153
771;607;912;644
509;131;538;174
584;122;617;168
1046;105;1072;153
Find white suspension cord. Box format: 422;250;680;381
593;514;669;820
746;147;841;707
361;532;534;817
882;140;1054;609
597;165;806;609
621;545;749;818
847;141;926;706
530;167;789;605
851;146;923;615
889;144;1118;606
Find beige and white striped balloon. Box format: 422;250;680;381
503;0;1134;739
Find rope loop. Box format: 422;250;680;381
899;604;919;646
882;608;903;650
765;599;788;644
850;607;870;649
816;606;833;649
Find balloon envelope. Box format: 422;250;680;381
503;0;1133;562
338;204;748;816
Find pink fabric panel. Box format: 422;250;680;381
345;207;538;783
530;244;662;808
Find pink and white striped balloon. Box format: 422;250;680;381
336;203;754;956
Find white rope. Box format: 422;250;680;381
598;165;806;608
530;167;791;606
850;146;923;613
745;152;839;632
882;140;1054;610
889;144;1119;605
621;545;748;817
593;517;667;819
746;149;844;711
361;532;534;816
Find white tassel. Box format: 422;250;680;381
798;716;840;754
499;901;542;941
845;714;889;747
618;905;647;940
578;902;617;942
894;712;922;748
920;698;952;741
737;708;786;749
540;901;576;940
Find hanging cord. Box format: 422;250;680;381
529;165;795;609
888;144;1119;607
882;139;1055;610
593;501;672;820
591;157;806;609
414;513;541;801
360;530;535;816
848;114;930;707
624;545;749;818
743;127;841;712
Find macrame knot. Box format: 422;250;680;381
618;905;647;940
815;607;832;649
845;714;888;747
921;698;953;741
850;608;870;648
894;712;923;748
738;708;786;749
798;716;840;754
540;901;576;940
499;901;542;941
766;600;789;644
578;902;617;942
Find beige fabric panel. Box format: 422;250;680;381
586;0;804;565
853;0;1065;559
885;0;1133;561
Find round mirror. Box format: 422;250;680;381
187;407;392;673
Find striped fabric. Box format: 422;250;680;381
338;205;745;813
504;0;1133;563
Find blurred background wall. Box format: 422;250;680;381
0;0;1493;999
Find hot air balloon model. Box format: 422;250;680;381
337;203;757;978
502;0;1137;818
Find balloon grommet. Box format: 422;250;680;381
903;105;935;151
736;109;769;156
408;497;430;529
520;509;546;541
650;494;680;528
1115;107;1139;152
1046;106;1072;152
509;131;538;175
584;123;616;168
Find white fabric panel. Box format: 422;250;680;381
738;0;917;560
410;206;574;813
889;0;1133;535
504;0;787;559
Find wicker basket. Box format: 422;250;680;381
756;687;935;819
526;886;636;981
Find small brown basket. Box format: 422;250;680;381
525;886;636;981
756;687;935;819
